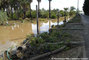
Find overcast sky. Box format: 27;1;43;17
31;0;84;11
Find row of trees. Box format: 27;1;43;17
0;0;76;20
83;0;89;15
28;7;76;19
0;0;52;19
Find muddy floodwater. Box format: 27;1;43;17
0;19;64;53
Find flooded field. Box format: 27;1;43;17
0;19;64;53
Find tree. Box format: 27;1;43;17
48;0;52;18
37;0;41;17
64;8;68;16
20;0;29;19
16;0;21;19
40;8;49;18
0;0;10;16
28;0;33;18
64;8;68;22
60;10;64;17
9;0;15;19
70;6;75;11
69;6;76;17
64;8;68;11
83;0;89;15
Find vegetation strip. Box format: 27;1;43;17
40;41;84;45
67;23;83;25
29;46;66;60
60;28;84;30
52;28;84;30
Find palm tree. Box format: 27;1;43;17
64;8;68;23
10;0;14;19
64;8;68;16
70;6;75;11
16;0;21;19
20;0;28;19
37;0;41;17
64;8;68;11
5;0;10;17
48;0;52;18
69;6;75;17
28;0;33;18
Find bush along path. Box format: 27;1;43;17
3;15;85;60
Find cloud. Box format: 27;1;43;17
31;0;84;11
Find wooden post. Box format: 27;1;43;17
49;20;51;29
57;12;60;25
63;11;66;24
38;2;40;17
36;5;39;35
49;0;51;18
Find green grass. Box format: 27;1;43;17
68;15;81;23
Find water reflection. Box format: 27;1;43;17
0;19;64;53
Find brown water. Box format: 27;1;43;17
0;19;64;53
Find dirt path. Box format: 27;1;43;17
81;15;89;59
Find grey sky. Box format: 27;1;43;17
31;0;84;11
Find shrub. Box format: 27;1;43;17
60;10;65;17
31;10;36;18
50;31;61;38
9;13;13;19
39;32;49;42
0;11;8;25
30;37;45;47
51;12;57;19
19;9;24;18
26;10;30;18
13;13;18;20
51;14;56;19
40;11;49;18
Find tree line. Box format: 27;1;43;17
0;0;51;19
0;0;76;20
